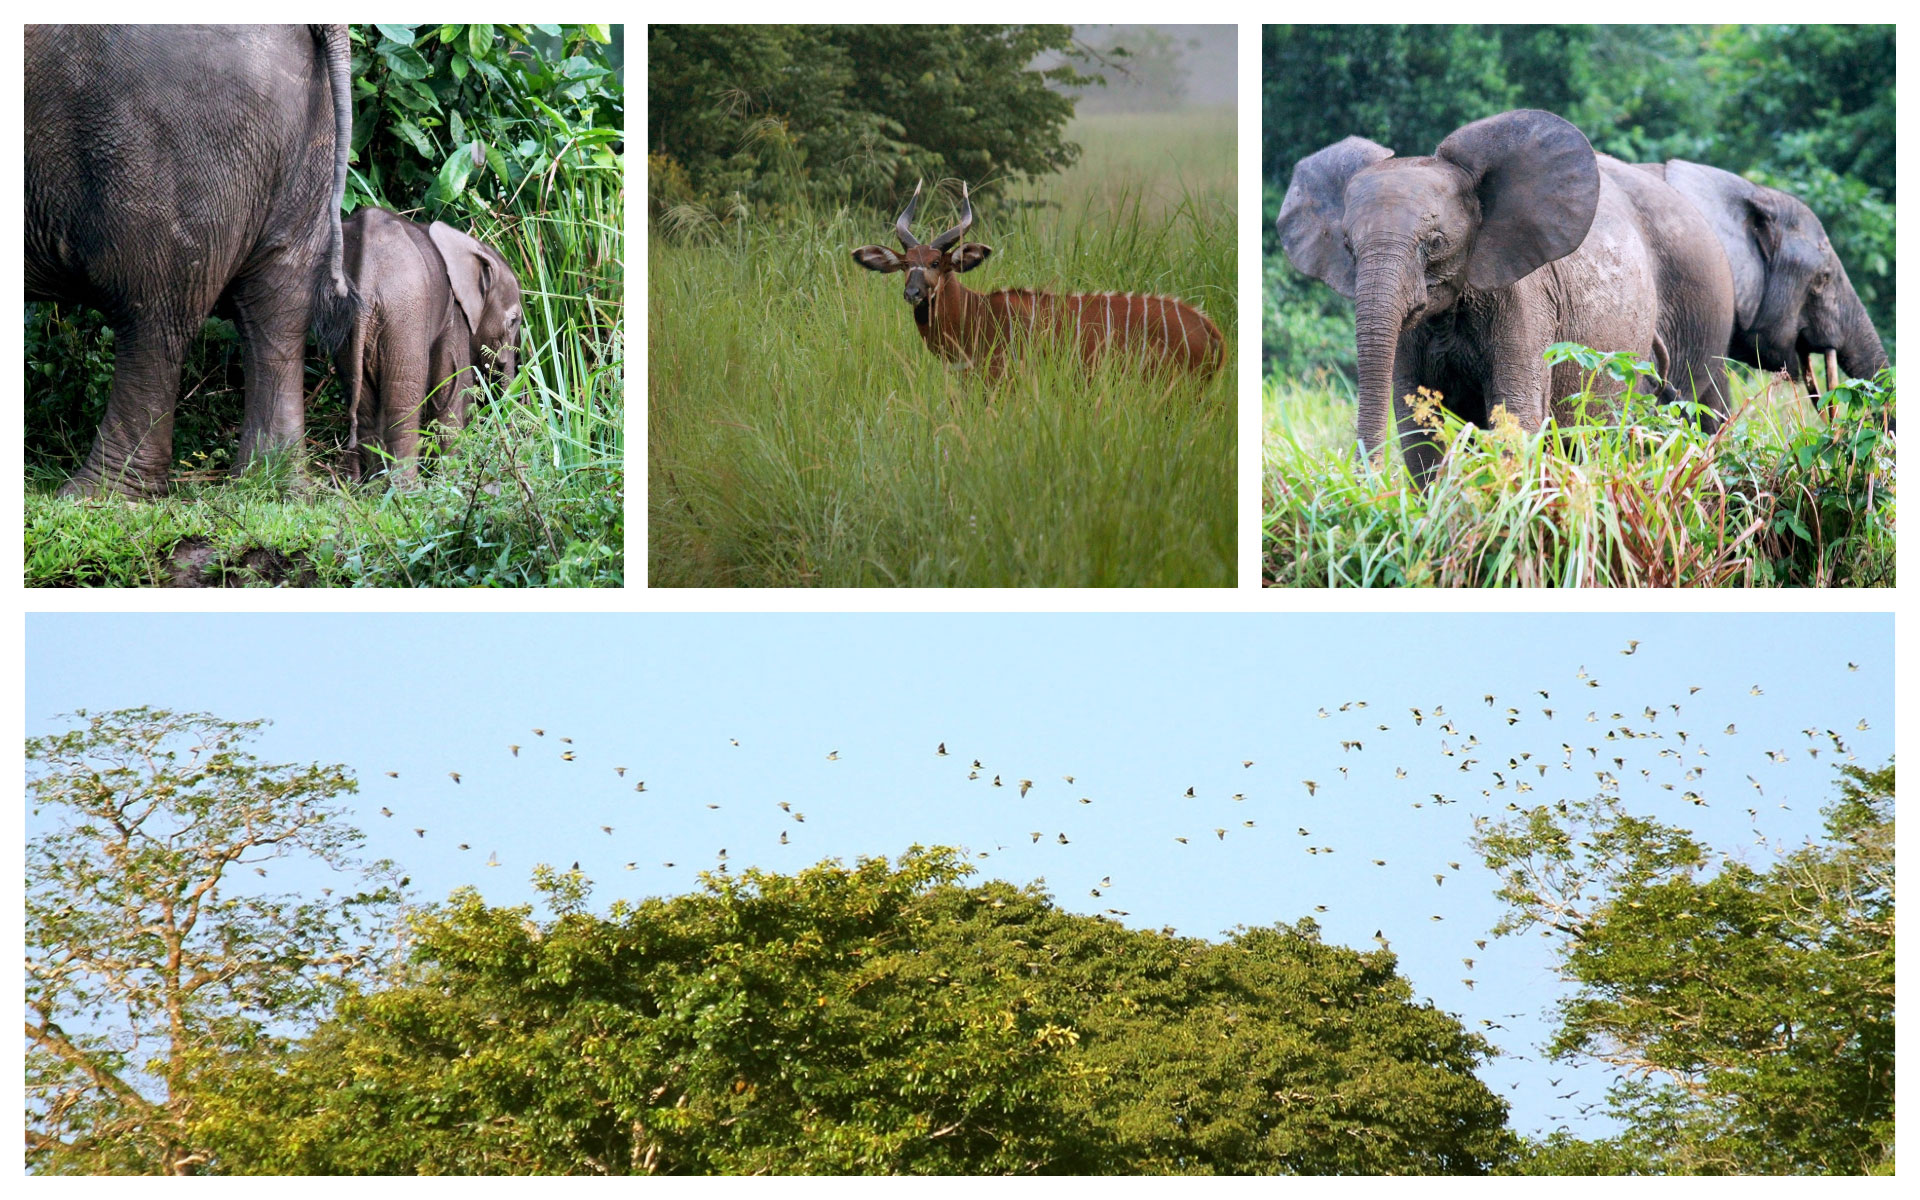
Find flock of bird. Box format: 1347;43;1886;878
350;643;1876;1141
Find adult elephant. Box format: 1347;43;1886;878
25;25;355;498
1643;159;1889;409
1277;110;1735;479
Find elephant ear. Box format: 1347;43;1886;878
1437;110;1599;292
428;221;494;333
1740;184;1802;262
1276;136;1393;299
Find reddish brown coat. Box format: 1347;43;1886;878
915;280;1224;378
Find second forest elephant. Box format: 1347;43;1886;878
337;208;524;483
1278;109;1735;479
1645;159;1889;408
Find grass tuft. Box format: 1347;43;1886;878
1264;362;1895;588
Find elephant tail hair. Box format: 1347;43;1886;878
311;278;359;355
312;23;356;354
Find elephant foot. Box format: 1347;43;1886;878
59;466;169;501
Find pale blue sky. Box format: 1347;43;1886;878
25;611;1892;1141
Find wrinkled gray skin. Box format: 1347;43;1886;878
1643;159;1889;409
25;25;354;498
337;209;523;484
1278;110;1735;479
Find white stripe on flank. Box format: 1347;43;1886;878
1176;298;1191;364
1104;292;1114;349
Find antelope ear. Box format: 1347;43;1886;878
852;245;904;273
949;243;992;273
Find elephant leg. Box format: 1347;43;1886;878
1487;344;1553;434
62;315;196;498
226;276;311;478
427;349;475;458
377;336;439;487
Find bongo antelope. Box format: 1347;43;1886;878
852;181;1223;378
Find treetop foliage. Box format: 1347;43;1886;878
199;847;1511;1175
1478;760;1894;1174
647;25;1095;219
25;708;405;1175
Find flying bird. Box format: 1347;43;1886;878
532;728;544;736
1019;779;1034;797
826;750;840;761
448;771;461;784
509;745;519;757
384;771;398;778
1621;640;1640;655
936;743;947;756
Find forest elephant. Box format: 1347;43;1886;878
24;24;355;498
1277;109;1735;479
338;208;524;484
1642;159;1890;411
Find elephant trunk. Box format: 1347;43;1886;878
1351;247;1420;463
1832;280;1889;384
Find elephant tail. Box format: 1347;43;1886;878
310;23;357;353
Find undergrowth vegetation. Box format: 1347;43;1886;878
649;109;1235;587
23;24;624;588
1263;353;1895;588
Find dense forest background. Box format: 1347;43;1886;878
1261;24;1895;382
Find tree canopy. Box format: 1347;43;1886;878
25;708;405;1175
198;849;1510;1174
647;25;1096;217
1262;25;1895;380
1477;760;1894;1174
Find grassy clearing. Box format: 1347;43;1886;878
1263;364;1895;588
649;109;1236;587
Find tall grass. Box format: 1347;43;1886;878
1263;364;1896;588
649;109;1235;587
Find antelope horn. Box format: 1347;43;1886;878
1825;349;1840;394
930;182;974;250
893;180;923;249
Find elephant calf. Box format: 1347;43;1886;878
338;207;523;483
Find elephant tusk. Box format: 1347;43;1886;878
1825;349;1840;393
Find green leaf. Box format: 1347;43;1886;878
375;24;418;47
467;23;495;60
428;146;477;205
391;120;436;159
376;43;432;81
